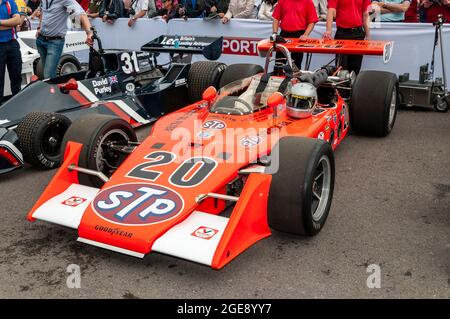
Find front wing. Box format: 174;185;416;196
27;142;272;269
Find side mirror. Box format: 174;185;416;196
61;78;78;92
267;92;285;118
267;92;284;108
202;86;217;104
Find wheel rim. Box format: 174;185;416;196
59;62;78;75
311;155;332;222
95;129;130;177
435;97;448;111
41;122;66;158
388;87;397;129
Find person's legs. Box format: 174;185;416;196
334;28;366;74
346;28;365;74
0;43;8;102
36;36;48;75
6;40;23;96
42;39;65;79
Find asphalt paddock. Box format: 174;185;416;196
0;107;448;298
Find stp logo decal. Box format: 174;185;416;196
241;136;262;148
203;120;226;130
191;226;219;240
92;183;184;226
62;196;87;207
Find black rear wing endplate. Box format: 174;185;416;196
141;35;223;61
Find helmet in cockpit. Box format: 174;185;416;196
286;82;317;119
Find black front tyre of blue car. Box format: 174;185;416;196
16;112;72;169
267;137;335;236
61;114;137;188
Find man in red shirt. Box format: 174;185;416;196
323;0;371;74
76;0;89;11
404;0;419;22
272;0;318;69
422;0;450;23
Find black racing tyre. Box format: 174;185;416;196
34;59;44;80
433;95;449;113
267;137;335;236
219;63;264;88
56;55;82;76
350;70;398;137
16;112;72;169
61;114;137;188
187;61;227;102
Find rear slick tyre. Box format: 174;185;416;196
350;71;399;136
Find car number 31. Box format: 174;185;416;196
121;52;140;74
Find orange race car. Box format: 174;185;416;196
27;37;398;269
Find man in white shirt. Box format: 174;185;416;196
127;0;149;27
222;0;255;23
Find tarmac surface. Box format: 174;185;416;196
0;107;448;299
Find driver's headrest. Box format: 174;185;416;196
273;63;293;77
89;51;104;73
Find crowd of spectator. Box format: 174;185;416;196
17;0;450;26
1;0;448;103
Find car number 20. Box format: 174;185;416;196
126;151;217;188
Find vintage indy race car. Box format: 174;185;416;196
27;37;398;269
0;31;225;174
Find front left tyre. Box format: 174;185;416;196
61;114;137;188
16;112;72;169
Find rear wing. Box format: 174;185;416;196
258;38;394;64
141;35;223;61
